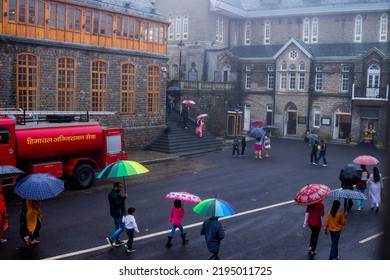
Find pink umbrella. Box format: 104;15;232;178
197;113;208;119
182;100;195;105
165;191;201;204
250;119;264;128
352;155;379;165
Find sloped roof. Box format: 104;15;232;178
230;42;389;60
69;0;165;20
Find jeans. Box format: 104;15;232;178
125;228;135;249
169;224;185;237
109;216;125;243
329;230;341;260
316;153;327;165
356;188;365;208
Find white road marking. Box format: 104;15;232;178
359;232;384;243
44;200;295;260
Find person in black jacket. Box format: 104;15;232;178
106;182;127;247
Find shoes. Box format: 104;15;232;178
115;241;125;247
375;207;379;213
310;251;317;256
30;239;40;245
126;249;136;253
312;162;317;165
371;207;374;210
23;236;30;247
0;239;7;243
106;237;115;247
357;207;361;211
323;164;328;166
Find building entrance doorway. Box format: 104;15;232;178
284;103;297;136
333;106;351;140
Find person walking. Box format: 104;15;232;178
306;201;325;256
355;164;369;211
200;216;225;260
122;207;139;253
106;182;127;247
310;140;319;164
263;134;271;157
324;200;348;260
232;137;240;157
196;117;205;138
240;136;247;157
19;199;42;246
367;167;384;213
166;200;189;248
182;104;190;129
0;185;8;244
315;139;328;166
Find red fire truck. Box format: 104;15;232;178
0;111;128;189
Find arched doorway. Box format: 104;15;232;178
333;106;351;140
284;102;297;136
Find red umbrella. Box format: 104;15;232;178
352;155;379;165
294;184;330;206
182;100;195;105
250;119;264;128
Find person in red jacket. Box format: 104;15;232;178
306;201;325;256
166;200;189;247
355;164;369;211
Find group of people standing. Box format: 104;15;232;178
232;134;271;159
305;164;384;260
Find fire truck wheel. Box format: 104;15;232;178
73;164;95;189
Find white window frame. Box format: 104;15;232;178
341;66;350;92
168;16;174;40
315;66;323;91
303;17;310;43
175;15;181;40
289;65;296;90
183;15;188;40
311;17;318;43
267;73;274;90
313;106;321;128
245;71;251;89
244;21;251;45
280;73;287;90
299;73;305;90
380;14;388;42
219;17;223;42
354;15;362;42
264;20;271;44
216;18;220;41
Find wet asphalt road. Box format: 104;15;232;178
1;137;389;260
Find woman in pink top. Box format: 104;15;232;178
306;201;324;256
166;200;189;247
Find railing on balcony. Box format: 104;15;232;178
170;81;236;91
352;84;389;101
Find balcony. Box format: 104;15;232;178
352;84;388;106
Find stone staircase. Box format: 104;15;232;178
146;111;225;156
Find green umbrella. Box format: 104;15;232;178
193;198;237;217
96;160;149;190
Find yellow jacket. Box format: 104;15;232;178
324;210;347;232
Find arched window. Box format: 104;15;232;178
303;17;310;43
311;17;318;43
355;15;362;42
120;62;136;114
380;14;388;41
175;15;181;40
17;53;39;110
264;20;271;44
168;16;174;40
289;64;296;90
183;15;188;40
57;57;76;111
366;64;380;98
244;21;251;45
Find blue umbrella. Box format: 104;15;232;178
328;189;367;200
247;127;266;138
14;173;64;200
167;86;181;92
193;198;237;217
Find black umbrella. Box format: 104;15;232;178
339;163;363;186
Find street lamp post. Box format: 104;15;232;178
177;40;185;81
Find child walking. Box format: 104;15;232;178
122;207;139;253
166;200;189;247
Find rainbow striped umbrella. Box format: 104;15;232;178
97;160;149;189
193;198;237;217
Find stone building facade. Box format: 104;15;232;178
156;0;390;147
